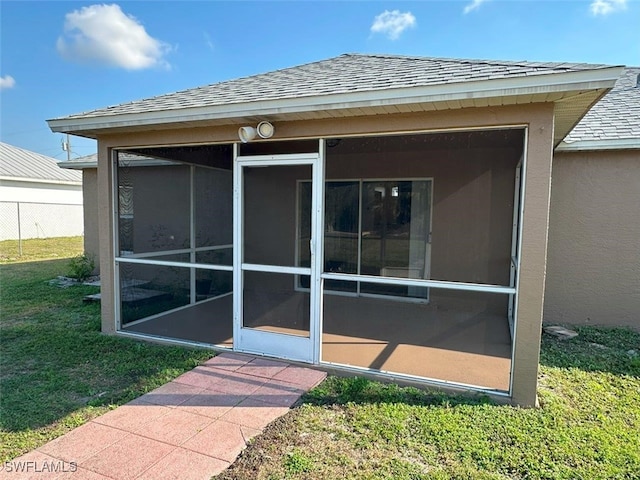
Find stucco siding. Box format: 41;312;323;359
82;169;100;270
546;150;640;328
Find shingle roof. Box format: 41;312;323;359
53;53;615;120
563;67;640;145
0;142;82;183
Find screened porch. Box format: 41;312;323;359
114;129;524;393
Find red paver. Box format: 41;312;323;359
202;352;253;372
136;447;229;480
130;408;212;446
136;381;203;407
6;354;327;480
219;397;290;430
176;390;245;419
205;370;266;396
0;450;69;480
80;434;174;480
236;357;289;379
273;365;328;389
182;420;260;463
173;366;228;390
250;378;306;407
38;422;128;463
56;467;113;479
92;400;171;431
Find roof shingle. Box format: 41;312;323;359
563;67;640;144
52;53;616;121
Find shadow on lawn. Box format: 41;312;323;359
0;257;70;277
0;258;210;434
539;325;640;377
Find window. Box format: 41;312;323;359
297;179;433;301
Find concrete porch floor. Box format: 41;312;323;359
125;293;512;391
1;353;326;480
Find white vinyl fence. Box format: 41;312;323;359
0;201;84;242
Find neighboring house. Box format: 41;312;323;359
0;142;83;241
48;53;627;407
59;153;99;265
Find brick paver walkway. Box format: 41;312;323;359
1;352;327;479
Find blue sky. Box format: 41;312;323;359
1;0;638;160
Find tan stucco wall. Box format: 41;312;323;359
82;169;100;271
129;165;192;253
97;142;115;334
95;103;556;406
546;150;640;329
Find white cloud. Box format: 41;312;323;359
56;4;171;70
370;10;416;40
0;75;16;90
590;0;627;15
463;0;489;14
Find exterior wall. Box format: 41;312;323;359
546;150;640;329
514;114;554;406
82;169;100;270
96;103;556;406
128;165;192;254
0;179;82;204
0;180;84;240
97;143;116;334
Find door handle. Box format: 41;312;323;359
310;239;314;257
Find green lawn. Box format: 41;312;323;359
0;255;212;462
219;328;640;479
1;239;639;478
0;236;84;264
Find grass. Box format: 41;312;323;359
0;253;212;462
2;237;639;477
0;236;84;264
219;326;640;480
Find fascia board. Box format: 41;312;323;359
556;137;640;151
58;161;97;170
0;176;82;186
48;66;624;134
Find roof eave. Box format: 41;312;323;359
58;161;97;170
556;137;640;152
0;175;82;186
47;66;624;136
